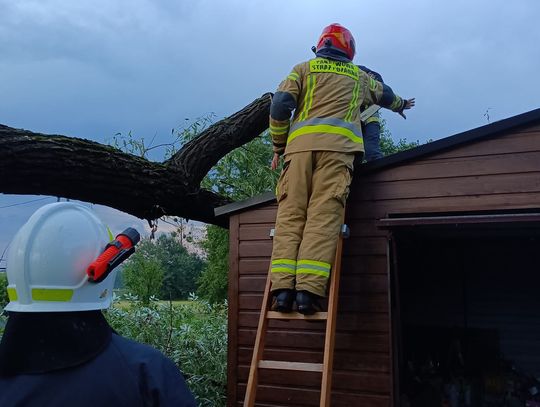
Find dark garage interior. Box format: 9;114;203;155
394;221;540;407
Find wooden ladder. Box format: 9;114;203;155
243;224;349;407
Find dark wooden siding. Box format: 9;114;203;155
229;205;392;407
228;123;540;406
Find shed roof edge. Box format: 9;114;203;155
215;107;540;218
214;190;275;218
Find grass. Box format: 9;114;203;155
114;299;191;309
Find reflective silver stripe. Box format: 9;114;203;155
296;259;331;277
290;117;362;139
298;263;329;273
271;264;296;274
296;268;330;277
271;258;297;274
271;262;296;270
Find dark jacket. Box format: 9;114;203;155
0;312;196;407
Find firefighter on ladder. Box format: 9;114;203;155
269;23;415;314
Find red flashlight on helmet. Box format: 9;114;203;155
86;227;140;283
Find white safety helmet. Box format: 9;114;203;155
5;202;115;312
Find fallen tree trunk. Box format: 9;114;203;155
0;93;272;227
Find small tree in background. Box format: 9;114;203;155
157;235;204;300
122;236;204;302
123;247;164;305
197;225;229;303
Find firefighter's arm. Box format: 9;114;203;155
361;71;414;119
358;65;384;83
269;65;302;156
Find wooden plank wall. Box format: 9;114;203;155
228;123;540;407
230;206;391;407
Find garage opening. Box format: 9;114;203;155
385;214;540;407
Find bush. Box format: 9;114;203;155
106;295;227;406
0;273;8;310
0;273;8;336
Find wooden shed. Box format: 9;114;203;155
215;108;540;407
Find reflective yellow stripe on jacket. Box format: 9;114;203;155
269;123;290;136
298;74;316;121
344;79;361;122
288;117;364;145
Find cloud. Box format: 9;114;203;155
1;0;539;253
2;0;538;147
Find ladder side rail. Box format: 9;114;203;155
320;221;346;406
243;270;272;407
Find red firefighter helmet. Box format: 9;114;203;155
315;23;356;60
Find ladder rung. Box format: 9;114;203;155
266;311;328;320
258;360;323;372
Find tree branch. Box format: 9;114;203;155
166;93;272;186
0;93;272;226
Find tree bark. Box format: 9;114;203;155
0;93;272;227
166;93;272;186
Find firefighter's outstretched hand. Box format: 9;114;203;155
399;98;416;119
271;153;281;170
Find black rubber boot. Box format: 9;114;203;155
271;289;295;313
295;290;322;315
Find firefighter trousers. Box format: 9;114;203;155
270;151;355;297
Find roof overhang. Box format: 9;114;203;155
215;107;540;220
214;191;275;218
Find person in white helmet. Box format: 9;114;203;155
0;202;196;407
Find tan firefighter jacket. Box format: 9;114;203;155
269;57;406;156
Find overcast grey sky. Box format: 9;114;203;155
1;0;540;258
